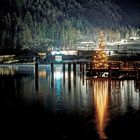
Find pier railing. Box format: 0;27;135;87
34;60;140;79
86;61;140;78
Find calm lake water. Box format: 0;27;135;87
1;64;140;139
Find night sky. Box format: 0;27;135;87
114;0;140;26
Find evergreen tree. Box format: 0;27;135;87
93;31;108;69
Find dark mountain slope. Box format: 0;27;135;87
0;0;139;53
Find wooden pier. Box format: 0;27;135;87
86;61;140;79
34;60;140;79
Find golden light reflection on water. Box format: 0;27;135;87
93;79;109;140
0;66;16;75
38;70;47;78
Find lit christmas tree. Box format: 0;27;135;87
93;31;108;68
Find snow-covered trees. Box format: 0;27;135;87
0;0;139;53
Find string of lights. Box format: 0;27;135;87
93;31;108;69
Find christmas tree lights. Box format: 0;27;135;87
93;31;108;68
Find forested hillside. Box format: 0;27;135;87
0;0;140;53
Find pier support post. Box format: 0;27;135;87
90;62;92;75
68;62;71;90
68;62;71;79
108;63;111;78
80;62;82;72
68;62;71;72
35;62;38;72
63;63;65;72
136;63;139;79
35;62;38;91
82;63;84;75
51;63;54;78
73;62;76;75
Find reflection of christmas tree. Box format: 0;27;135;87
93;31;108;68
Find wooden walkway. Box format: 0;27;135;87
34;60;140;79
86;61;140;79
